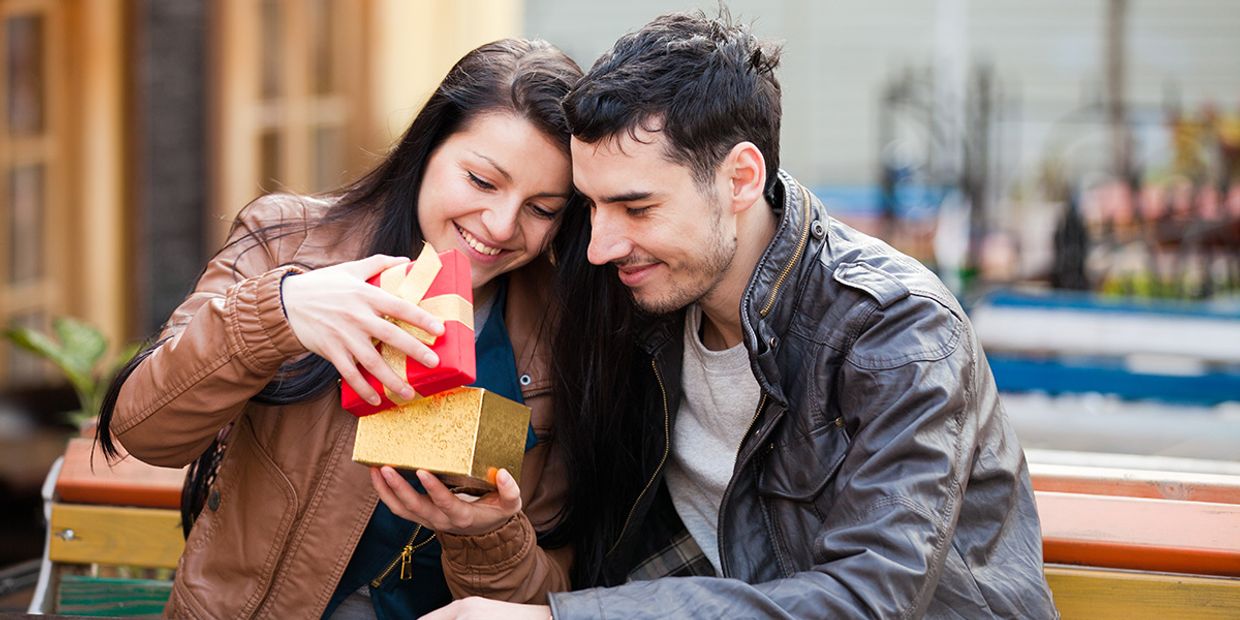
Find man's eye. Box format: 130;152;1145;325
626;206;650;217
467;172;496;191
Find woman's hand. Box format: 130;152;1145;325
419;598;550;620
370;466;523;536
280;254;445;406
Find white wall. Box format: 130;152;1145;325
524;0;1240;188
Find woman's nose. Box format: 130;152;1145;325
480;199;521;242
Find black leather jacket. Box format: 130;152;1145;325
550;172;1058;619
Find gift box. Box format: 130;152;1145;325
341;244;476;417
352;387;531;495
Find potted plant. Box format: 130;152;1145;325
4;317;138;429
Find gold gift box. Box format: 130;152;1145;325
352;387;530;495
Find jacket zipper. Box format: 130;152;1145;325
370;525;436;588
717;391;768;577
759;183;813;318
606;358;672;558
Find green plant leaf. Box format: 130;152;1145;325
53;316;108;375
4;325;63;360
4;324;94;400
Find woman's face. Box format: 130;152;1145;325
417;112;572;291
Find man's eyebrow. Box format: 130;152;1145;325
598;190;655;204
470;151;512;182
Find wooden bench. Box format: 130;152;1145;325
1045;565;1240;620
26;439;1240;617
29;437;185;616
1032;464;1240;617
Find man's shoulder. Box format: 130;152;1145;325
805;218;969;369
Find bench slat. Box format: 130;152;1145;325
1037;492;1240;576
48;504;184;569
54;438;185;509
1032;463;1240;504
1045;565;1240;619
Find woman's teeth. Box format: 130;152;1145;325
457;225;502;256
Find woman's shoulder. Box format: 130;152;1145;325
235;192;335;231
231;192;363;269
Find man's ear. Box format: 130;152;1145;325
724;142;766;214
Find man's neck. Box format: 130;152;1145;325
698;196;778;351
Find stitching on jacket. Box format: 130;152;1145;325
832;261;910;308
903;342;973;620
227;279;266;373
236;422;300;617
844;297;964;370
114;351;232;436
442;514;531;574
292;411;347;614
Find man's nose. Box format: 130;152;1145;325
587;209;629;266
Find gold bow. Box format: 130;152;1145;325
375;243;473;403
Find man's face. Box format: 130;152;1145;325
571;129;736;314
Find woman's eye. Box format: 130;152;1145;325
528;203;557;220
466;172;496;191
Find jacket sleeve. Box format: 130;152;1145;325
438;427;573;603
111;195;312;467
549;295;983;619
438;511;573;604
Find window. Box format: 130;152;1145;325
213;0;365;242
0;2;61;385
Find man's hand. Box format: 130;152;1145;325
370;466;523;536
419;598;551;620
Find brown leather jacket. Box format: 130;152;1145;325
111;194;571;618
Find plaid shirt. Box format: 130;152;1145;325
626;528;717;582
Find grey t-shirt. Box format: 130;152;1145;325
665;304;762;574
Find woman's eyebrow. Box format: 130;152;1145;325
470;151;512;182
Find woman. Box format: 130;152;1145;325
97;39;583;619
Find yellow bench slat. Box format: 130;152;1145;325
48;503;184;569
1046;565;1240;619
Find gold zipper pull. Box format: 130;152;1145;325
398;544;414;580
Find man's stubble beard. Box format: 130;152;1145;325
631;194;736;316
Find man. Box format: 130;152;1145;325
433;11;1057;619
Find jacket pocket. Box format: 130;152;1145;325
177;416;298;618
757;415;850;502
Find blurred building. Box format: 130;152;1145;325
0;0;519;390
0;2;521;568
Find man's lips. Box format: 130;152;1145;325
616;262;659;287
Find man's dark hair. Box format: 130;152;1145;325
564;10;783;193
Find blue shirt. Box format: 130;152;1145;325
324;279;536;618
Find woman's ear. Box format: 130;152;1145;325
724;141;766;214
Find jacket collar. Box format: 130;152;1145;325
740;171;824;403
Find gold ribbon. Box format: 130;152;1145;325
376;243;473;403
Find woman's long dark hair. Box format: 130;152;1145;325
539;203;662;587
94;39;583;533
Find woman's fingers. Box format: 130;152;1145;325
370;467;419;523
327;347;382;406
378;467;448;526
372;467;522;535
416;470;476;527
344;254;410;279
367;289;445;337
494;469;523;515
364;315;440;370
350;338;415;402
